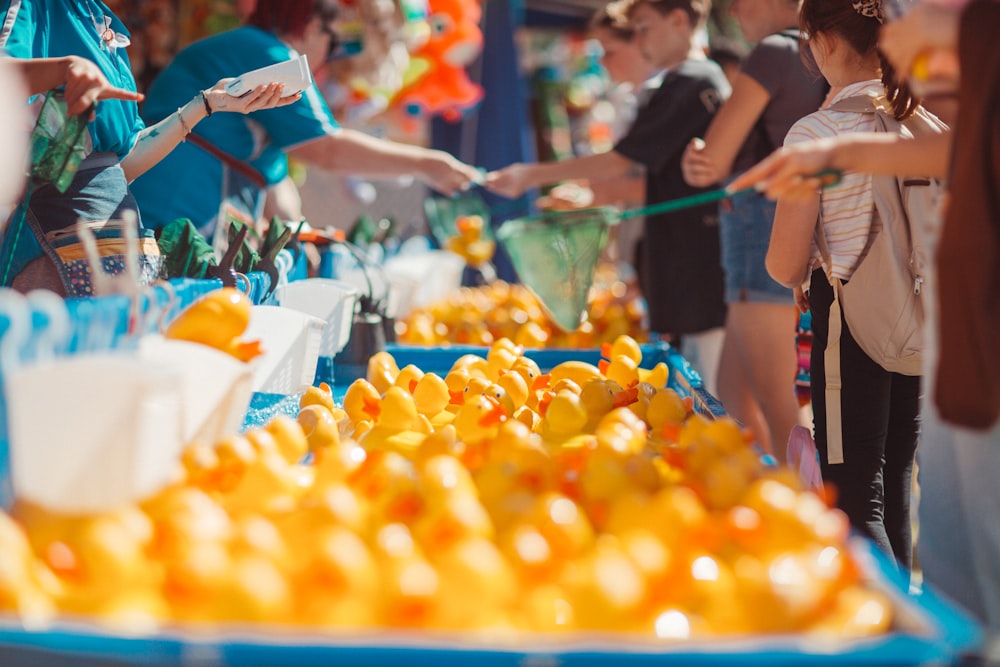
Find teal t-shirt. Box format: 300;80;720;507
131;26;340;232
0;0;144;158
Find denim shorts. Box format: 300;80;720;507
0;155;141;287
718;183;793;305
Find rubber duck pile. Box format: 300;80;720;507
397;276;647;348
0;335;891;639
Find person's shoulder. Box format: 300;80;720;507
784;109;839;144
755;30;802;54
183;25;279;54
678;58;725;78
675;58;728;89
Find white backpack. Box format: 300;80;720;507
819;95;947;464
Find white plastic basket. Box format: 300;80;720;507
275;278;359;356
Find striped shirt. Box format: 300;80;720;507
784;80;884;280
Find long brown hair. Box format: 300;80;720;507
618;0;711;29
799;0;917;119
248;0;339;39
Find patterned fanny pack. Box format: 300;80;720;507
44;219;164;297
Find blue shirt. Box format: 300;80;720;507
0;0;144;158
131;26;339;231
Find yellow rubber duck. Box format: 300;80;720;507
359;386;428;457
367;351;401;394
445;215;497;267
646;388;690;443
600;354;640;389
460;376;493;406
343;378;382;428
486;338;522;380
496;369;529;409
481;382;516;416
594;407;647;455
510;357;543;388
600;335;643;366
540;391;589;445
638;362;670;389
580;378;637;431
443;366;472;410
549;360;603;388
450;353;490;380
394;364;425;394
453;392;508;445
627;381;659;422
297;404;341;455
412;373;450;418
299;382;336;414
164;287;263;362
508;405;537;432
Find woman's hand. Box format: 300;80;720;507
419;151;483;196
681;138;722;187
202;80;301;115
879;2;960;81
485;164;533;199
63;56;143;115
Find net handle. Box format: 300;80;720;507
616;169;842;221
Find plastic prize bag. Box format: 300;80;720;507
29;90;89;193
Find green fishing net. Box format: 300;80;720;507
497;207;617;332
423;192;494;247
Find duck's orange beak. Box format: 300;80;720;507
449;389;465;406
613;386;639;408
537;391;554;417
362;396;381;420
600;342;613;359
661;422;681;442
478;395;508;427
531;374;551;391
598;359;610;375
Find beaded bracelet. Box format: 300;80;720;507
176;107;192;137
200;90;213;117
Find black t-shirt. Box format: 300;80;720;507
614;59;729;336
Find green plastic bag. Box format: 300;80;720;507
29;90;90;192
156;218;217;279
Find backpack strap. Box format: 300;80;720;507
826;94;878;114
814;227;846;464
813;92;885;465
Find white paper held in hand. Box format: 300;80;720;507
225;54;312;98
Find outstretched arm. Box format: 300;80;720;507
122;81;298;182
288;128;481;196
484;151;636;199
8;56;142;115
728;131;952;201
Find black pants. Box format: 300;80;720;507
808;269;921;576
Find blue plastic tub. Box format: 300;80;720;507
0;540;980;666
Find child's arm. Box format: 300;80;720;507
766;194;821;288
729;131;952;201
